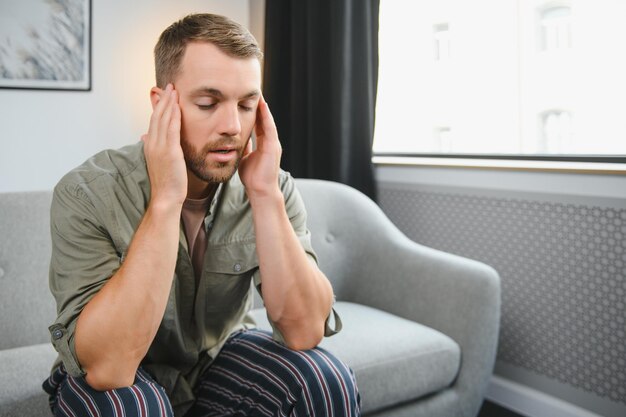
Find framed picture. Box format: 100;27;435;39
0;0;91;91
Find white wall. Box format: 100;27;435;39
0;0;252;192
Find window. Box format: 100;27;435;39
540;110;572;153
373;0;625;159
433;23;451;61
435;127;453;151
540;6;572;52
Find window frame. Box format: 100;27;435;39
372;153;626;164
371;153;626;175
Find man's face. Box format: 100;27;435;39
173;42;261;184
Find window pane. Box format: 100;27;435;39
433;23;450;61
373;0;626;156
541;6;572;51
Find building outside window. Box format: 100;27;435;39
373;0;625;157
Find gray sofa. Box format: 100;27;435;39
0;179;500;417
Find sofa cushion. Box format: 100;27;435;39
0;343;57;417
249;301;461;414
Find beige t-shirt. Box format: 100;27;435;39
181;194;212;284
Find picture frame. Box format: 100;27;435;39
0;0;91;91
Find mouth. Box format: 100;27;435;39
206;146;240;163
208;145;238;153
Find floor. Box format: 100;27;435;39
478;400;526;417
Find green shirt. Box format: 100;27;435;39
48;142;338;414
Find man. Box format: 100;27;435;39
43;13;359;417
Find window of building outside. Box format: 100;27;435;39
540;6;572;51
433;23;451;61
373;0;626;159
540;110;572;153
435;126;453;151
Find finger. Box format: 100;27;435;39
254;99;264;140
158;87;175;144
254;96;279;151
243;135;253;157
149;84;172;127
148;86;171;145
167;90;181;144
148;84;173;142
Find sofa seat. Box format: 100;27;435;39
0;343;57;417
1;304;461;417
249;301;461;414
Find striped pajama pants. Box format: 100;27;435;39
42;329;361;417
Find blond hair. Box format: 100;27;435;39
154;13;263;87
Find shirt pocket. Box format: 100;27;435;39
200;240;259;314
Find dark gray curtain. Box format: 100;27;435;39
263;0;379;201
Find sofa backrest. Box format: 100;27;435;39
0;181;395;347
0;191;56;350
294;179;403;302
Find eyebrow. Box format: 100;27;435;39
190;87;261;100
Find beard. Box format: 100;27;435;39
180;136;243;183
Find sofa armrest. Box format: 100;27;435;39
348;230;501;417
295;178;499;416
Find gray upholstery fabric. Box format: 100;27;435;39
0;396;50;417
250;302;461;414
0;192;56;350
0;181;500;417
0;343;57;417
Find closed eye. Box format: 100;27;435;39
197;104;216;110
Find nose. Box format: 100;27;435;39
216;103;242;137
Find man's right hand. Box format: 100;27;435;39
142;83;187;207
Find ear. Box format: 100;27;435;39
150;86;163;110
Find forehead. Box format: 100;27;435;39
176;42;261;94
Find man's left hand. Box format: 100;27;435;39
238;95;282;200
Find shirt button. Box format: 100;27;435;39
52;329;63;340
233;263;242;272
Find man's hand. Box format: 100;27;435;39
142;83;187;207
238;96;282;199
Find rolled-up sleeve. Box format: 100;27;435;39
48;182;122;376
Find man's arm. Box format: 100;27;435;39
239;96;334;350
74;84;186;390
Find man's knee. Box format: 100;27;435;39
292;347;361;416
209;329;361;416
46;367;173;417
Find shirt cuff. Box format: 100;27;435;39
49;322;85;377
